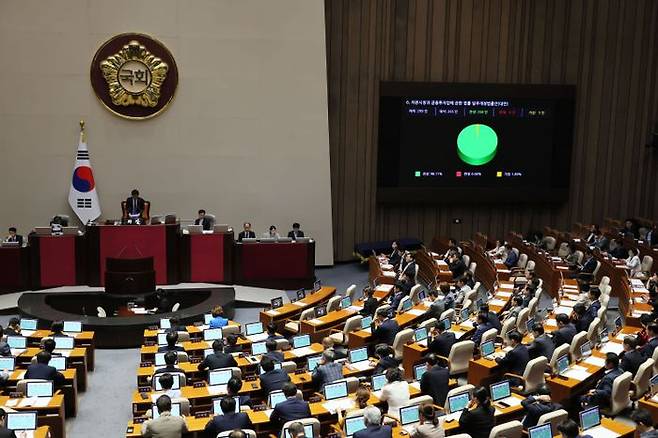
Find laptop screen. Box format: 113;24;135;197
157;333;168;345
6;412;37;431
526;318;536;333
54;337;75;349
314;307;327;318
152;403;180;419
324;381;348;400
49;356;67;371
440;318;451;331
284;425;314;438
155;352;166;366
209;369;233;386
155;375;181;391
245;322;264;336
251;342;267;356
160;318;171;329
579;406;601;430
213;396;240;414
259;362;282;375
204;348;214;358
580;341;592;357
63;321;82;332
0;357;15;371
26;381;53;397
490;380;511;401
481;340;495;357
448;392;470;413
414;327;428;342
269;390;287;408
600;328;609;343
650;374;658;386
349;347;368;364
461;308;470;321
204;328;223;341
307;355;322;371
556;355;569;375
418;290;427;300
528;423;553;438
372;374;387;391
413;364;426;381
7;336;26;349
204;314;213;325
345;416;367;436
361;316;373;329
293;335;311;349
341;296;352;309
399;405;420;425
614;316;622;329
20;319;38;331
401;299;413;311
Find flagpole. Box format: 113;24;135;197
79;119;86;143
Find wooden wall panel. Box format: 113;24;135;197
325;0;658;261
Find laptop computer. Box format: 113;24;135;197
63;321;82;333
371;373;387;392
251;341;267;356
480;340;495;358
154;352;167;367
0;357;15;371
160;319;171;330
186;225;203;235
268;390;287;408
203;314;213;325
203;328;223;341
157;333;169;345
413;363;426;381
341;296;352;309
599;328;609;344
26;381;53;397
440;318;451;331
399;404;421;429
292;334;311;350
153;403;180;419
555;354;569;376
204;348;214;358
6;412;37;433
242;238;258;243
361;316;373;330
580;341;592;359
414;327;428;344
447;392;470;413
208;369;233;386
7;336;26;350
49;356;67;371
54;337;75;349
20;319;38;331
0;241;19;248
295;237;311;243
260;237;277;243
528;422;553;438
213;396;240;414
214;224;230;233
401;298;413;312
344;415;367;437
460;308;471;323
614;316;623;332
314;306;327;318
348;347;370;371
271;297;284;309
526;317;536;333
324;381;348;400
307;355;322;372
579;406;601;431
296;289;306;300
490;380;515;407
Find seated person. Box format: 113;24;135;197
264;225;280;239
25;351;65;387
494;331;529;386
371;344;398;375
398;252;417;280
488;240;508;258
463;271;476;289
609;239;628;259
520;387;563;429
503;244;518;268
321;337;348;360
337;387;372;428
125;189;145;221
209;305;228;328
380;368;410;418
578;248;598;278
458;387;495;438
572;303;594;333
42;338;60;357
354;406;393;438
585;289;601;320
621;219;639;237
630;409;658;438
0;328;10;357
155;373;181;399
626;248;642;277
224;334;242;354
288;223;305;240
260;356;290;394
264;339;284;363
269;382;311;431
412;404;444;438
50;321;68;337
427;321;456;358
5;318;21;336
584;225;599;244
203;396;252;436
447;253;467;279
552;313;577;347
227;376;252;408
198;339;237;371
636;314;653;346
157;332;185;353
311;350;343;390
620;336;644;377
388;283;406;312
152;351;185;379
371;308;400;346
360;287;379;317
454;277;472;306
194;209;212;230
527;324;554;361
237;222;256;241
640;324;658;359
286;422;308;438
504;296;524;321
471;313;493;346
557;419;593;438
420;354;450;406
165;317;186;334
266;323;285;341
580;353;623;409
4;227;22;245
564;243;579;266
480;304;501;332
443;238;463;258
426;283;455;319
142;394;187;437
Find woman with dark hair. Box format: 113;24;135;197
379;367;409;418
412;404;444;438
337;386;372;428
458;386;495;438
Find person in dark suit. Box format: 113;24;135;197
125;189;145;218
260;356;291;394
480;304;502;332
585;289;601;320
360;287;379;317
388;283;406;313
471;313;493;346
237;222;256;241
640;324;658;359
227;377;252;408
224;334;242;354
194;209;213;231
311;350;344;390
371;309;400;346
321;337;348;360
572;303;594;334
447;253;467;279
609;239;629;259
646;224;658;247
371;344;398;375
269;382;311;431
0;408;17;438
164;317;186;334
557;419;594;438
520;388;563;429
0;327;11;357
158;332;185;353
495;331;530;385
398;252;416;280
527;324;555;361
578;249;598;278
354;406;393;438
388;241;403;267
420;354;450;406
50;321;68;337
580;353;623;408
552;314;577;347
204;396;252;436
41;338;60;357
4;318;21;337
264;339;284;363
266;323;285;342
152;351;185;380
427;322;456;358
458;386;495;438
25;351;65;386
620;336;644;377
198;340;237;371
4;227;22;246
503;244;519;268
287;223;305;240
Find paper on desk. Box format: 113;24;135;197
348;305;363;312
488;299;506;307
583;356;607;367
556;265;570;270
10;349;25;357
3;399;18;407
496;292;512;298
436;260;448;267
361;327;371;334
55;350;72;357
453;331;466;339
377;284;394;292
21;330;35;337
265;310;279;316
442;412;461;422
292;347;316;357
383;271;396;278
599;342;624;354
635;298;647;303
545;319;557;326
292;301;306;307
615;333;629;341
406;309;425;316
584;426;619;438
562;368;592;380
559;300;576;308
349;361;372;372
246;333;269;343
497;269;511;274
264;409;273;418
498;283;514;289
633;310;651;317
323;398;355;414
207;384;228;395
460;320;474;329
553;307;573;315
410;381;420;390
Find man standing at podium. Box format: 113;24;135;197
125;189;145;222
238;222;256;241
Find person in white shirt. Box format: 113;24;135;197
379;367;410;418
487;240;507;259
454;277;471;306
264;225;281;239
626;248;641;277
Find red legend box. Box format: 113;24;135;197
455;171;462;177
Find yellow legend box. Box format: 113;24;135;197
496;171;502;177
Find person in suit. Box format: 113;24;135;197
152;352;185;380
580;353;623;408
527;324;555;361
420;354;449;406
287;422;309;438
50;321;68;337
25;351;65;386
584;224;599;244
398;252;416;280
353;406;393;438
269;382;311;431
194;209;213;231
125;189;146;220
557;419;593;438
4;227;22;246
263;339;284;363
503;244;518;268
585;289;602;320
427;322;456;358
371;309;400;346
227;377;252;408
426;283;455;319
609;239;629;259
447;253;467;279
155;373;181;400
620;336;644;377
458;386;495;438
572;303;594;333
454;277;471;307
646;224;658;248
578;248;598;281
388;283;406;313
504;296;525;322
4;318;21;337
564;243;580;266
480;304;502;332
371;344;399;375
264;225;280;239
552;314;577;347
411;404;444;438
360;287;379;317
203;396;252;436
388;241;403;267
141;395;187;438
0;327;11;357
321;337;348;360
520;388;563;429
198;340;237;371
0;408;17;438
471;313;493;346
630;409;658;438
495;331;529;385
260;356;291;394
311;350;343;390
621;219;639;238
224;334;242;354
228;431;247;438
41;338;60;357
640;324;658;359
287;223;305;240
237;222;256;242
266;323;285;342
626;248;642;277
165;317;186;334
593;230;609;251
208;305;229;328
158;332;185;353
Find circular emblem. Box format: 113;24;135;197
72;166;96;192
457;124;498;166
90;33;178;120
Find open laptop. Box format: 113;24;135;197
203;314;213;325
313;280;322;292
340;296;352;309
0;357;15;371
360;315;373;332
20;319;38;331
555;354;569;376
439;318;451;331
413;363;426;381
579;406;602;433
324;380;349;401
212;396;240;414
344;415;367;437
186;225;203;235
245;322;268;342
54;336;75;350
204;328;223;341
7;335;27;355
528;422;553;438
6;412;37;436
0;241;19;248
307;355;322;372
160;319;171;330
157;333;169;345
26;381;53;398
580;341;592;359
460;308;471;323
152;403;181;419
271;297;284;309
268;390;287;408
295;237;311;243
208;369;233;390
371;373;387;398
314;306;327;318
348;347;370;371
251;341;267;356
447;391;470;414
414;327;428;346
63;321;82;334
614;316;623;333
480;340;495;359
49;356;67;371
214;224;230;233
204;348;214;358
490;380;517;407
401;298;413;312
526;317;536;334
399;404;421;431
291;334;314;356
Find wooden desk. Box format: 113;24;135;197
18;348;87;391
26;330;96;371
142;321;241;342
0;394;66;438
259;286;336;328
7;368;78;418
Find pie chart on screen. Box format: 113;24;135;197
457;123;498;166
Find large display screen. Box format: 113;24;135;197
377;82;575;202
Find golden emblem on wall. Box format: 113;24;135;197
100;40;168;107
90;33;179;120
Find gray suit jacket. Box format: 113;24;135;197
141;412;188;438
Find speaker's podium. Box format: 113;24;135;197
104;257;156;295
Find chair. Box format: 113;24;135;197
557;242;569;257
516;308;530;334
176;331;190;342
326;296;341;313
499;317;516;342
203;214;216;228
222;325;240;336
121;200;151;222
637;256;654;279
586;317;602;344
218;430;257;438
274;339;290;350
543;236;557;251
600;284;612;297
569;332;589;362
468;262;477;275
284;308;314;334
549;344;570;371
151;372;186;389
505;356;547;395
334;376;360;393
171;302;180;312
463;255;471;269
450;435;473;438
464;290;478;306
409;284;423;305
600;371;632;416
440;309;455;322
413;263;420;284
375;304;392;316
345;284;357;302
281;361;297;373
536;409;569;432
510;254;528;273
444;384;475;412
279;418;321;438
170;397;191;416
16;379;48;396
329;315;362;345
419;318;438;331
631;358;655;400
527;297;539;317
480;328;498;347
440;341;474;376
489;420;523;438
97;306;107;318
392;329;414;360
574;250;584;265
596;306;608;327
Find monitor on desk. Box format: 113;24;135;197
54;336;75;349
292;334;311;349
155;374;181;391
208;369;233;386
528;423;553;438
650;373;658;387
204;348;214;358
6;412;37;431
580;341;592;358
155;352;166;366
63;321;82;332
152;403;180;419
418;290;427;301
204;328;223;341
242;238;258;243
186;225;203;234
599;328;609;343
399;405;421;426
20;319;38;331
157;333;168;345
490;380;511;402
324;381;348;400
214;224;230;233
345;415;367;437
271;297;284;309
371;373;387;391
440;318;451;331
313;280;322;292
413;363;426;381
0;357;15;371
26;381;53;397
295;237;311;243
361;316;373;329
414;327;428;343
526;317;535;333
401;298;413;312
159;319;171;329
448;392;470;413
307;355;322;372
341;296;352;309
296;289;306;300
481;340;495;358
245;322;264;336
614;316;623;331
579;406;601;430
49;356;67;371
251;341;267;356
460;308;470;322
7;336;26;349
213;396;240;414
556;354;569;375
314;306;327;318
268;390;287;408
349;347;368;364
259;362;282;375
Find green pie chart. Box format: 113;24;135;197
457;124;498;166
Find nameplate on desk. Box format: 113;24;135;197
190;338;202;343
195;411;211;418
134;417;146;424
193;382;205;388
252;404;267;411
144;341;155;346
148;326;159;331
190;358;202;364
245;375;257;382
292;301;307;307
193;322;203;327
140;362;153;367
138;386;151;393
